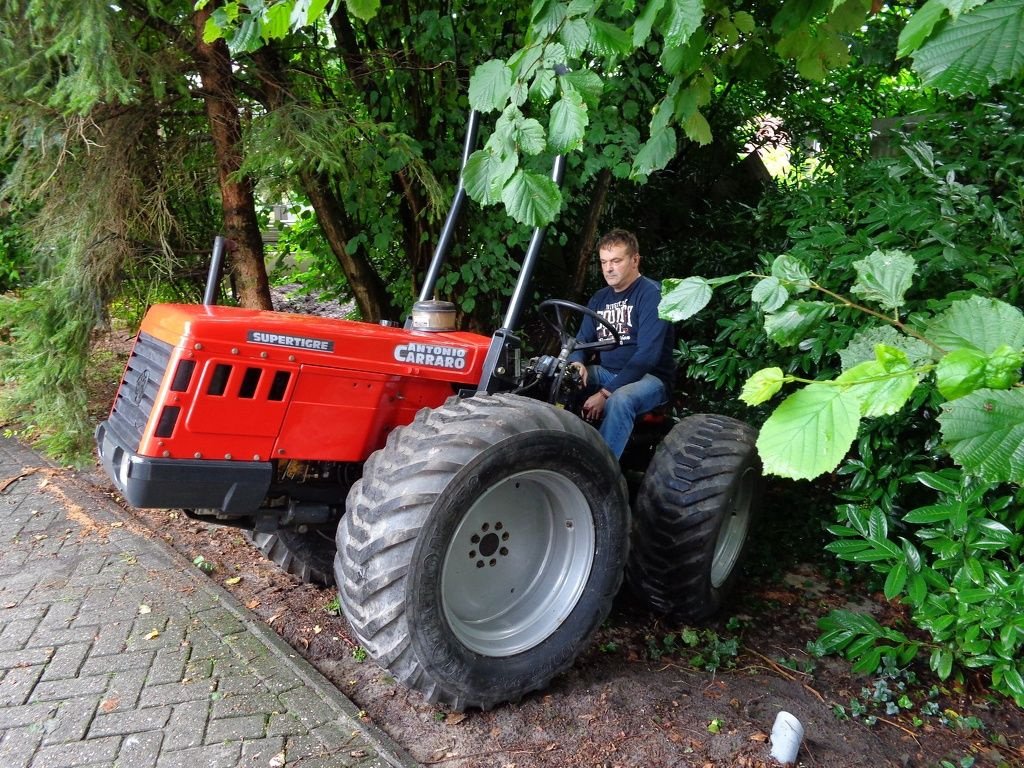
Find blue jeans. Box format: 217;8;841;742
587;366;668;459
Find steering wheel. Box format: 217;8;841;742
538;298;621;353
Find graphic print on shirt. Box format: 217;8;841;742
596;298;633;343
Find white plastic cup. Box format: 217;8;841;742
769;710;804;765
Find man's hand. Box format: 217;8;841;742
570;361;588;386
582;389;610;422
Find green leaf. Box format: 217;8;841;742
345;0;381;21
261;3;292;40
514;118;547;156
631;127;677;179
935;348;988;400
202;16;223;43
938;388;1024;483
560;18;592;57
500;169;562;227
984;344;1024;389
836;348;918;418
912;0;1024;95
548;91;588;153
901;538;923;572
925;296;1024;355
850;249;917;310
295;0;332;26
751;276;789;313
914;469;961;494
228;16;262;53
659;276;712;321
868;507;889;542
681;110;712;145
662;0;705;47
907;572;928;606
964;556;985;585
763;301;833;347
739;367;786;406
932;647;954;679
904;502;960;523
561;70;603;107
839;326;932;370
885;561;908;600
469;60;513;113
756;382;863;480
633;0;667;48
588;19;634;56
897;0;950;58
771;254;812;292
463;149;517;206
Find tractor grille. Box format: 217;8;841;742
107;332;172;449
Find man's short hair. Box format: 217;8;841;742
597;228;639;257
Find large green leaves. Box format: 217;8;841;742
659;276;712;320
463;149;518;206
763;300;833;346
548;91;588;153
910;0;1024;95
850;249;916;310
939;389;1024;483
469;60;513;113
836;345;919;418
926;296;1024;354
500;169;562;227
631;127;677;179
756;383;863;480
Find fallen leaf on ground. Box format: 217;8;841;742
445;712;467;725
224;576;241;585
138;604;151;614
144;629;160;640
100;697;119;712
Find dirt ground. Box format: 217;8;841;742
74;321;1024;768
71;478;1020;768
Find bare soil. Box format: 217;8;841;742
79;327;1024;768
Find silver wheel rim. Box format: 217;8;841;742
441;469;596;657
710;466;755;589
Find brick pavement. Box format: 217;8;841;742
0;436;416;768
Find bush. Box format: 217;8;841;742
660;95;1024;705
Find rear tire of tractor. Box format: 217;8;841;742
335;393;629;711
626;414;761;622
247;529;336;586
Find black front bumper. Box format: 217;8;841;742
95;420;272;516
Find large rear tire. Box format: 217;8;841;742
335;393;629;710
626;414;761;621
247;529;336;586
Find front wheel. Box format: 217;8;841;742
336;394;629;710
626;414;762;621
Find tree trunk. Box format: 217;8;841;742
252;45;391;322
299;169;391;322
192;7;271;310
570;168;613;302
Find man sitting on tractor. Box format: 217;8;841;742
568;228;676;459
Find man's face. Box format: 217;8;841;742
599;243;641;292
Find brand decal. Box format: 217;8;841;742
247;330;334;352
394;342;467;369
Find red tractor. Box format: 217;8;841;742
97;112;761;710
